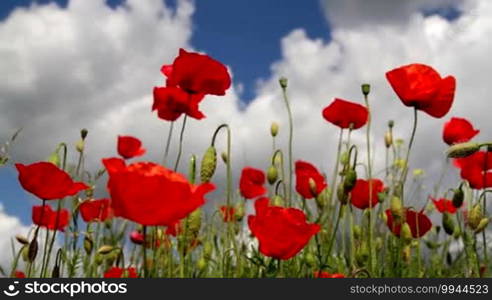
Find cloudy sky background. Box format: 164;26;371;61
1;0;491;267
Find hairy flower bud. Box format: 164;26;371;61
84;235;94;255
305;252;316;267
315;188;329;209
200;146;217;183
15;235;29;245
279;77;288;89
452;188;464;208
474;218;489;234
221;152;228;164
28;238;38;263
234;202;245;221
337;184;348;205
446;142;481;158
390;196;404;221
468;204;483;230
97;245;114;255
361;83;371;96
400;222;413;244
267;165;278;185
343;169;357;192
80;128;88;140
442;212;456;235
272;195;284;207
197;257;207;271
384;131;393;148
353;225;362;240
270;122;279;137
340;151;350;166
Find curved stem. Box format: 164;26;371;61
327;204;344;258
142;226;148;278
174;115;188;171
211;124;232;207
280;85;294;205
162;121;175;166
400;108;419;204
329;129;344;213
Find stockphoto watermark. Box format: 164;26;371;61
2;280;127;297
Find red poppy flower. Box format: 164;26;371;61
167;48;231;96
295;161;327;199
386;63;456;118
130;230;144;245
322;98;369;130
248;197;320;260
239;167;266;199
442;117;479;145
103;267;138;278
13;271;26;278
152;86;206;121
219;205;235;222
385;209;432;238
32;205;70;231
103;158;214;226
431;197;458;214
79;198;113;222
453;151;492;189
350;179;384;210
313;271;345;278
15;162;89;200
117;136;146;159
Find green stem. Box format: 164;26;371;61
327;204;344;257
400;108;418;204
329;129;344;216
174;115;188;171
162;121;175;166
142;226;148;278
280;85;294;205
363;93;375;275
211;124;232;207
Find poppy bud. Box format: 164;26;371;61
200;146;217;183
221;152;228;164
270;122;279;137
337;184;348;205
47;150;61;167
361;83;371;96
21;245;29;262
81;128;88;140
51;265;60;278
234;202;245;221
402;245;411;263
95;254;103;265
452;228;461;239
309;178;318;197
343;169;357;192
381;211;388;223
187;208;202;236
28;238;38;263
384;131;393;148
272;195;284;207
442;212;456;235
353;225;362;240
197;257;207;271
390;196;404;221
468;204;483;230
340;151;350;166
315;188;329;209
400;222;413;244
425;240;440;250
15;235;29;245
395;139;404;147
279;77;288;89
474;218;489;234
97;245;114;255
75;139;85;153
356;243;369;265
388;120;395;129
84;235;94;255
267;165;278;185
446;142;481;158
188;155;196;184
305;252;316;267
452;188;464;208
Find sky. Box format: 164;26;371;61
1;0;491;267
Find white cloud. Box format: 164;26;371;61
1;0;492;216
0;204;30;270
